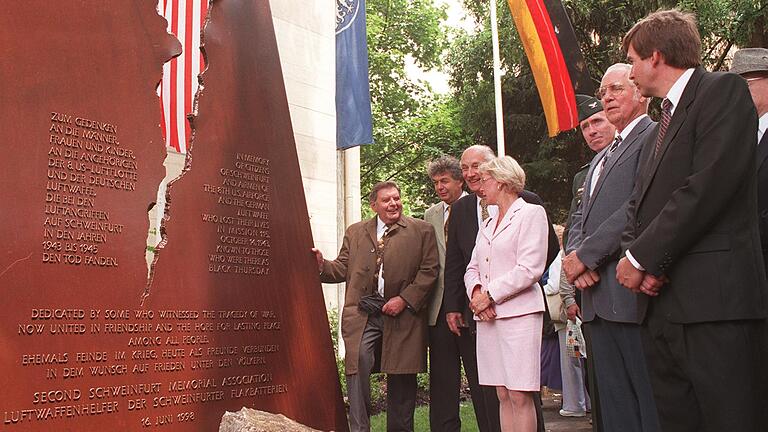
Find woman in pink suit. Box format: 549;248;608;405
465;156;548;431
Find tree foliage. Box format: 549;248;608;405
360;0;766;222
361;0;462;218
362;97;472;217
445;0;766;222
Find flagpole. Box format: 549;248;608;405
489;0;505;157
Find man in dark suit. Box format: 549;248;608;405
617;10;768;431
443;145;558;432
731;48;768;271
563;64;660;432
422;155;468;432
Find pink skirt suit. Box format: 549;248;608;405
464;198;549;391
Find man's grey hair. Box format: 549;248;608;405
605;63;632;76
603;63;648;108
462;145;496;163
427;155;463;181
368;181;400;203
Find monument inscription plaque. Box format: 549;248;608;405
1;1;347;431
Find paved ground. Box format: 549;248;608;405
541;388;593;432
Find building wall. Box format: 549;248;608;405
270;0;360;309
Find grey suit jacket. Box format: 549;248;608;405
424;201;447;326
566;115;656;323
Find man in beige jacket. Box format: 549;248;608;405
313;181;438;432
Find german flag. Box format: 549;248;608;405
507;0;592;136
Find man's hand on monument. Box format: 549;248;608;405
639;273;666;297
563;251;587;283
574;270;600;290
310;248;324;272
566;303;581;322
446;312;466;336
616;257;644;292
382;296;407;316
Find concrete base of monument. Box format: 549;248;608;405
219;408;326;432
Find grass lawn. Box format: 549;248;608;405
370;402;479;431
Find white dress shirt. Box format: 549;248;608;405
758;113;767;144
625;69;694;271
444;191;469;221
376;217;388;296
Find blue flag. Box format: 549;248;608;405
336;0;373;149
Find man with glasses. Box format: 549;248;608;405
731;48;768;272
563;64;660;432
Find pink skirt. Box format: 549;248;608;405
476;312;543;391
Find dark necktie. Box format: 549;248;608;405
444;206;451;242
654;98;673;158
600;136;622;172
592;136;622;198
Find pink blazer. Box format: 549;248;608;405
464;197;548;319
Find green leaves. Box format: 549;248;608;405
360;0;766;222
362;97;470;218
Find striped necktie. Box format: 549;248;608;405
595;136;622;185
374;226;390;293
444;206;451;241
654;99;673;158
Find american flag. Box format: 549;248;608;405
160;0;208;154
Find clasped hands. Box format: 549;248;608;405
562;252;600;290
470;286;496;321
564;252;667;296
615;257;666;297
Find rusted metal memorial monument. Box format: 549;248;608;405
0;1;346;430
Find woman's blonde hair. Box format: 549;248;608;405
479;156;526;194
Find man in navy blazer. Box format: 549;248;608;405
443;145;558;432
563;64;660;432
618;10;768;431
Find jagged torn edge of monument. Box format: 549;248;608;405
142;1;212;307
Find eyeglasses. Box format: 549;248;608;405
746;77;765;85
596;83;626;99
479;177;494;184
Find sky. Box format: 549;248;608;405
403;0;475;94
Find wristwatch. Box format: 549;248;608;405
486;291;495;304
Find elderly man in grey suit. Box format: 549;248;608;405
422;155;469;431
562;63;661;432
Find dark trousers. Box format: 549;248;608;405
348;314;417;432
428;309;545;432
642;310;768;432
429;311;500;432
587;318;660;432
582;322;603;432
